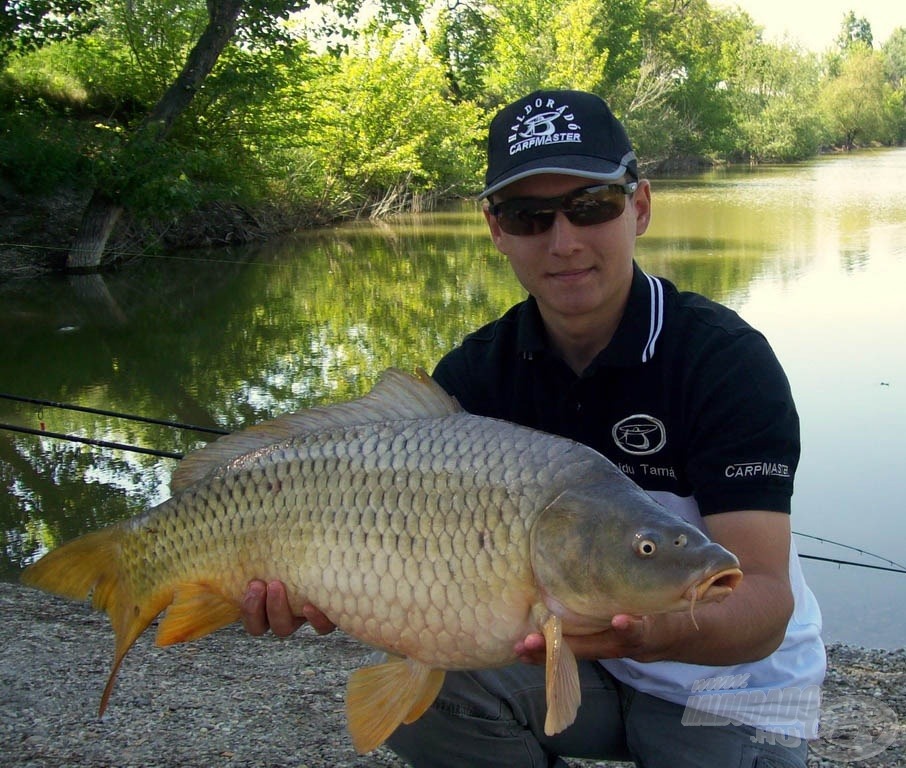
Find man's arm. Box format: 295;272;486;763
517;510;793;666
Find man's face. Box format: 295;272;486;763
484;173;651;326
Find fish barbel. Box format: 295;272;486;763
21;368;742;752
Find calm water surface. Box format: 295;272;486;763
2;149;904;648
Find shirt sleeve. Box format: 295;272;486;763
683;331;800;516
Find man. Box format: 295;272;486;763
241;90;825;767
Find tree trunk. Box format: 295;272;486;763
66;190;124;273
139;0;247;142
65;0;247;272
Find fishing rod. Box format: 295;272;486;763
0;392;229;435
0;391;227;460
0;421;184;460
796;554;906;574
3;395;905;575
793;531;906;574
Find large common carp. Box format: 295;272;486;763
22;368;742;753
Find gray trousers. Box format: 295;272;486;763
385;661;808;768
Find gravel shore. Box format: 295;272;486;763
1;581;902;767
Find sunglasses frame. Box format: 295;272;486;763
489;182;639;236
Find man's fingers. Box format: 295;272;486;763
302;604;337;635
610;614;638;631
266;581;306;638
241;580;332;639
240;580;269;636
514;632;546;665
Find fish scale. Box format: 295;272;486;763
21;368;743;753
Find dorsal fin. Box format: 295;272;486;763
169;368;460;494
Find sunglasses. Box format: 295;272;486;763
489;182;638;236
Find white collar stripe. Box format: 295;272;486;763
642;272;664;363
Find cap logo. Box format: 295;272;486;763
508;98;582;157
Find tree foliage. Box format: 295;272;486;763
836;11;873;52
819;46;896;148
304;34;484;210
427;0;494;102
1;0;99;65
1;0;904;251
883;27;906;87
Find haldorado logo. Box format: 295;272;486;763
508;97;583;156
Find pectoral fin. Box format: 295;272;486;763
346;657;446;753
541;613;581;736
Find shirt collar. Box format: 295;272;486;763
515;262;667;369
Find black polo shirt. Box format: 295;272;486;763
432;263;799;517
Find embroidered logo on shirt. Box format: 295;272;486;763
724;462;791;479
612;414;666;456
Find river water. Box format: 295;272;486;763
2;148;904;649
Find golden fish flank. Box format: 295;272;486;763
21;368;743;754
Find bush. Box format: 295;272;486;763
0;109;97;192
304;35;486;212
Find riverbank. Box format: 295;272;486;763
1;582;902;767
0;185;323;280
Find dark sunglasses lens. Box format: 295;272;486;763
495;206;555;236
564;188;626;225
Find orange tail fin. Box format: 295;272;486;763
20;527;170;714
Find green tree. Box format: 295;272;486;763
836;11;873;52
881;27;906;142
60;0;435;271
66;0;250;271
628;0;749;160
0;0;98;65
593;0;645;95
428;0;494;102
883;27;906;86
304;34;484;211
483;0;611;102
724;35;824;161
819;46;893;148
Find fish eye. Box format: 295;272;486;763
634;537;657;557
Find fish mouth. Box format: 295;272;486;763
685;567;744;605
681;567;743;630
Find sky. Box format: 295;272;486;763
715;0;903;51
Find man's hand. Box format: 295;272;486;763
514;614;651;665
240;580;336;638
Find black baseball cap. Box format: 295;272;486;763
479;90;638;199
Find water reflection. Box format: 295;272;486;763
2;148;905;647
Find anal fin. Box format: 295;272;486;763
402;667;445;724
541;613;581;736
346;657;446;753
155;582;241;646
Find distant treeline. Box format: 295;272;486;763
1;0;905;240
